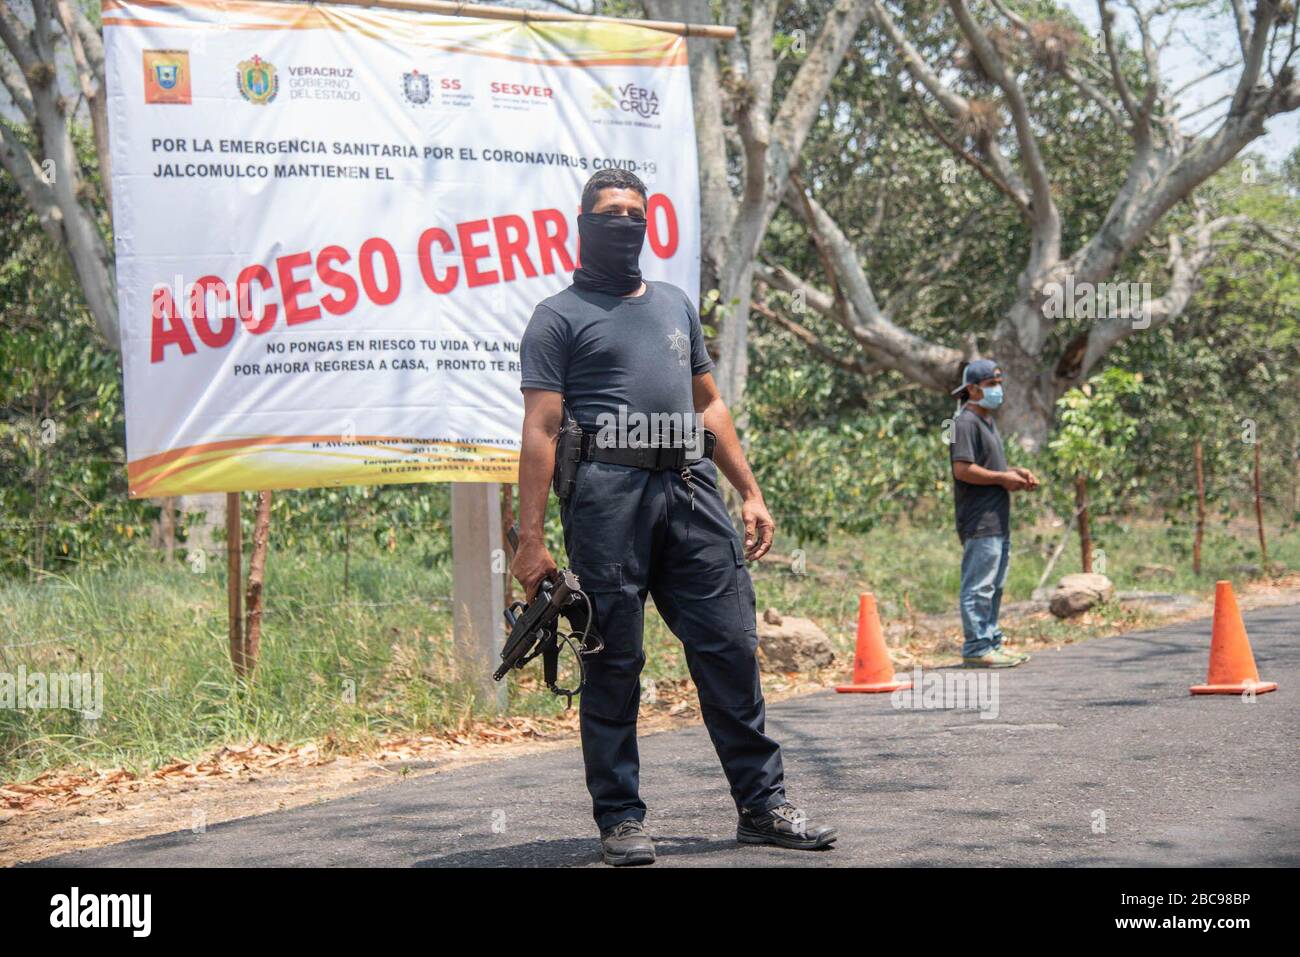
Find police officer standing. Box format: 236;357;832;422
513;169;836;866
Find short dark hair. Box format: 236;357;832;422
581;168;648;214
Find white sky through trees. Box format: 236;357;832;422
1063;0;1298;165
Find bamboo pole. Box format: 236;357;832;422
319;0;737;39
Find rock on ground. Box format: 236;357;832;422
756;608;835;673
1049;572;1115;618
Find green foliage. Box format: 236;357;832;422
1047;367;1142;499
745;320;951;542
0;142;149;576
1119;164;1300;525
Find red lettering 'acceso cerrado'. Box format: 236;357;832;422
149;195;681;363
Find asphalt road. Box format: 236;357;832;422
31;605;1299;867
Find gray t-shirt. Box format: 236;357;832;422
950;406;1010;542
519;281;712;432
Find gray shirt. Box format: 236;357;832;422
949;406;1010;542
519;281;712;432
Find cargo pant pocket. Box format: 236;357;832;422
569;562;641;721
731;538;757;635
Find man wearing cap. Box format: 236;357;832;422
949;359;1040;668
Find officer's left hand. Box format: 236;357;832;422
742;497;776;562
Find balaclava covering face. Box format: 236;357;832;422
573;212;646;295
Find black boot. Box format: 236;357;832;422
738;803;837;850
600;819;656;866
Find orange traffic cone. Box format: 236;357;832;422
1190;581;1277;695
836;592;911;694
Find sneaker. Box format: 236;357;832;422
993;644;1031;663
962;649;1026;668
737;802;837;850
599;818;656;866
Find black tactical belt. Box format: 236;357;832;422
579;429;716;471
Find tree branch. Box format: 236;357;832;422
0;49;35;122
866;0;1030;209
1079;210;1250;374
733;0;775;209
53;0;111;209
0;2;38;74
773;182;965;391
751;296;882;376
947;0;1059;264
0;120;64;249
1098;0;1144;132
910;84;1030;218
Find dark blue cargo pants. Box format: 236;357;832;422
561;456;787;831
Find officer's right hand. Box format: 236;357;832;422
512;538;558;601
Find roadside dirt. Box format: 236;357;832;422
4;576;1296;866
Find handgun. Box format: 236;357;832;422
493;526;602;704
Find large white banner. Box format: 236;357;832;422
103;0;700;496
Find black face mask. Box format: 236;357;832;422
573;212;646;295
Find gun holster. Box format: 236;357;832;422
553;408;583;500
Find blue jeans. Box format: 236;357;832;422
959;535;1011;658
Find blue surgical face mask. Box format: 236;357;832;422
975;385;1004;410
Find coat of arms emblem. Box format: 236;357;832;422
402;69;431;106
143;50;191;104
237;55;279;105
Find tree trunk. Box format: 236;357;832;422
226;492;245;677
647;0;745;407
715;261;755;411
990;323;1058;452
1254;440;1268;573
242;490;273;676
1074;473;1092;573
1193;439;1205;576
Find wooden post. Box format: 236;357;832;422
500;483;515;610
226;492;245;676
1074;473;1092;574
1254;440;1268;574
160;496;176;562
452;482;506;711
243;490;273;675
1193;439;1205;576
342;500;352;597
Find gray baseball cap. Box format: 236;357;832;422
951;358;1002;394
